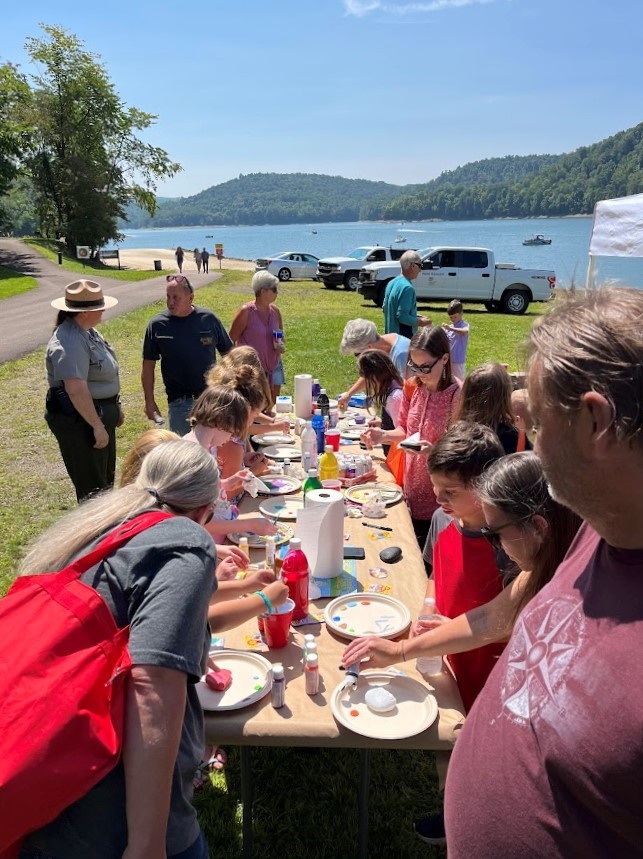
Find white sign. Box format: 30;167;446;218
76;246;90;260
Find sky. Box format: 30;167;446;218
2;0;642;199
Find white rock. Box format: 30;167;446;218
365;686;397;713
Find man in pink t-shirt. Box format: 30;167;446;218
445;287;643;857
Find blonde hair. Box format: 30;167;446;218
189;384;249;436
119;428;180;487
19;441;219;575
455;363;514;428
208;345;263;378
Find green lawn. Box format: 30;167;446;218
0;265;38;299
24;238;172;281
0;271;542;857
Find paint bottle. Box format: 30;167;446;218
283;457;292;477
271;663;285;709
305;653;320;695
281;537;309;620
319;446;339;481
415;597;447;675
301;420;318;469
264;535;276;574
238;536;250;562
303;468;323;503
303;633;315;659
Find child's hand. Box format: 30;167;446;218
263;580;290;609
215;556;241;581
215;544;250;569
237;515;278;536
245;568;277;589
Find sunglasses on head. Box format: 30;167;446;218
407;356;441;374
167;274;191;287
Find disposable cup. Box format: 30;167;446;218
322;479;342;492
326;429;341;451
264;598;295;649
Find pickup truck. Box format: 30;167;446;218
358;247;556;315
316;245;412;291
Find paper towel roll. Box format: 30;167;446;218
294;374;313;419
296;489;344;579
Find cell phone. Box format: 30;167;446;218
399;440;423;452
343;546;366;560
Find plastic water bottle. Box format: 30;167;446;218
281;537;309;620
303;468;323;502
316;388;330;418
301;420;318;469
415;597;447;675
318;446;339;481
311;378;321;405
312;409;326;455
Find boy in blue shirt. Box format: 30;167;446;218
442;300;470;380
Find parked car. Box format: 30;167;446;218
254;252;320;282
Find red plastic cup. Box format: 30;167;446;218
263;598;295;649
326;429;340;451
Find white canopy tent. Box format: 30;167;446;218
587;193;643;287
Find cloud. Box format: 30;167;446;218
343;0;496;16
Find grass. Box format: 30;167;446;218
0;265;38;299
0;270;542;856
23;238;173;281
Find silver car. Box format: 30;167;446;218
254;252;320;282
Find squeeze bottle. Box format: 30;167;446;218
301;420;318;469
303;468;323;501
318;446;339;481
281;537;309;620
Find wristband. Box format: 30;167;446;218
254;590;273;614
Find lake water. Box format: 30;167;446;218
118;217;643;290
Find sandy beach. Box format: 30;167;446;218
102;248;254;273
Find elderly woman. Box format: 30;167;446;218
18;440;219;858
337;318;410;410
228;270;285;404
45;280;123;502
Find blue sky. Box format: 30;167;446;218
2;0;642;198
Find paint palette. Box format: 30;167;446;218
196;650;273;711
330;671;439;740
256;474;301;495
323;593;411;640
261;444;302;462
251;433;296;447
258;495;305;521
344;483;403;507
228;524;294;548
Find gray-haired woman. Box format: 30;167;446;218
337;318;411;409
19;441;218;859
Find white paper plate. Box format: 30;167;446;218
344;483;403;507
258;495;305;521
228;524;294;547
324;593;411;640
331;671;438;739
197;650;273;711
251;433;296;447
340;428;363;440
261;444;302;462
256;474;301;495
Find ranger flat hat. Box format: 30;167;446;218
51;280;118;312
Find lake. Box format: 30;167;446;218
118;217;643;290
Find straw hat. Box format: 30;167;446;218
51;280;118;312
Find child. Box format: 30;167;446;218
357;349;404;455
454;362;531;454
441;299;470;380
511;387;534;444
421;420;511;712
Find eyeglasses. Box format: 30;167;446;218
203;504;216;525
413;261;423;269
268;286;278;293
480;515;532;548
407;356;441;374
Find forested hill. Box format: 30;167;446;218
121;123;643;227
377;124;643;221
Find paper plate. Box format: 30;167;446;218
330;671;438;739
324;593;411;640
261;444;302;462
256;474;301;495
228;524;294;548
258;495;305;521
251;433;296;447
340;428;363;440
197;650;273;712
344;483;403;507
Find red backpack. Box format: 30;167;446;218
0;511;173;856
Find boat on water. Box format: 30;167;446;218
522;234;552;246
394;235;407;243
311;230;317;234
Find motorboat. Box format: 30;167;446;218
394;235;407;243
522;234;552;246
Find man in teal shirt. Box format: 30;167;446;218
383;250;431;336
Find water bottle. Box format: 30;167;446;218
311;378;321;405
312;409;326;455
318;446;339;481
415;597;447;675
301;420;318;469
281;537;309;620
317;388;330;418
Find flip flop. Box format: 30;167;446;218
192;746;227;791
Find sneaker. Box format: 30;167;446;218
413;811;446;845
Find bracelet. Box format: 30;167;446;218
254;590;273;614
400;641;406;662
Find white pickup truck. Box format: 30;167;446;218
316;245;411;291
358;246;556;314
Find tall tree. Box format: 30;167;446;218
0;62;32;229
23;24;180;252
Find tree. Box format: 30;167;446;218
0;63;32;230
23;25;181;252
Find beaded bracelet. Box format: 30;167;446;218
254;590;273;614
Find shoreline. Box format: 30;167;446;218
102;248;254;272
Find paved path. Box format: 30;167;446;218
0;238;221;365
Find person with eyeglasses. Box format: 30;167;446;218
229;270;286;405
142;274;233;436
361;326;460;549
382;249;431;337
446;287;643;859
337;318;410;410
341;449;581;847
